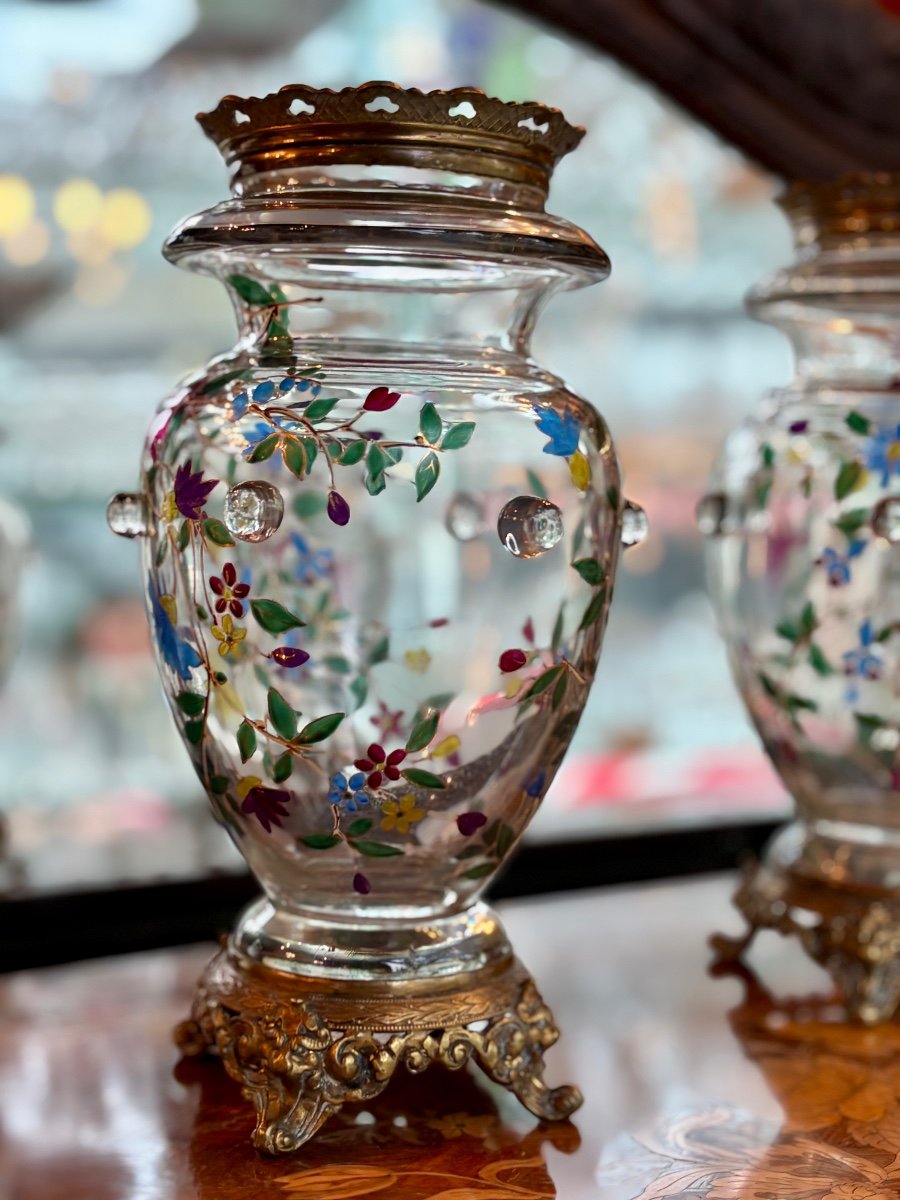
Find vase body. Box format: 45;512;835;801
110;85;631;992
703;175;900;1017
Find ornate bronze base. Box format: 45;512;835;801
176;945;582;1153
712;857;900;1024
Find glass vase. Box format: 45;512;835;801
701;174;900;1021
108;83;642;1149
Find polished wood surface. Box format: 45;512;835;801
4;874;900;1198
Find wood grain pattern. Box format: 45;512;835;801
5;877;900;1197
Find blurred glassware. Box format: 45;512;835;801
701;174;900;1021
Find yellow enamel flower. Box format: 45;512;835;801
381;794;424;834
211;613;247;657
236;775;262;800
404;648;431;674
568;449;591;491
162;490;178;522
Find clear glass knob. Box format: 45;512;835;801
620;498;649;548
106;492;148;538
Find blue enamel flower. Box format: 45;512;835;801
842;619;884;701
819;541;865;586
232;391;249;420
865;422;900;487
292;532;334;583
147;574;202;682
534;406;581;457
327;771;368;811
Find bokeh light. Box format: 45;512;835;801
98;188;152;249
3;217;50;267
0;175;35;237
52;178;103;234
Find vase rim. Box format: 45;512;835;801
780;172;900;246
197;81;584;193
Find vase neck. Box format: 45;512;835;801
750;174;900;391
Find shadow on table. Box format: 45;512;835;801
175;1056;580;1198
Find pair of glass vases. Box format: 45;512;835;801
108;85;898;1152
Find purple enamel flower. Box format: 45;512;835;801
241;785;292;833
327;490;351;526
174;459;217;520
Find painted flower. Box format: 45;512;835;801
354;743;406;790
534;405;580;457
819;542;865;586
148;574;202;682
381;794;424;834
211;613;247;658
363;386;401;412
161;491;178;523
457;811;487;836
524;770;546;797
842;620;884;701
241;785;291;833
291;532;333;583
173;459;217;520
353;872;371;895
209;561;250;616
269;646;311;668
232;391;250;419
371;702;405;739
865;422;900;487
327;771;368;811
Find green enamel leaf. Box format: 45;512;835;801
369;635;389;666
227;274;274;305
551;670;568;711
272;752;294;783
346;817;373;838
761;443;775;468
787;694;818;713
524;665;564;699
846;411;872;435
579;589;606;631
415;452;440;502
406;711;439;753
282;439;308;479
456;843;483;860
835;460;865;500
808;644;834;676
855;713;885;746
209;775;229;795
419;403;442;445
176;692;205;717
349;676;368;710
755;478;773;509
495;823;514;858
461;862;494;881
526;469;547;499
294;492;327;520
295;711;345;744
247;432;280;463
185;719;205;745
198;368;248;396
367;441;387;480
155;538;169;566
203;518;235;547
776;620;800;643
835;508;869;539
196;604;209;621
382;446;403;467
323;655;352;674
440;422;475;451
366;471;386;496
354;840;404;858
572;558;605;586
339;440;367;466
801;601;817;635
300;833;341;850
176;521;190;552
401;767;445;790
267;688;298;740
237;720;257;763
551;606;565;654
304;396;340;422
250;599;306;634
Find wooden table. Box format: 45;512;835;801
4;873;899;1199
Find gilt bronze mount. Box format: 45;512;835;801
177;943;582;1154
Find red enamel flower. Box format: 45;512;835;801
363;386;401;412
354;742;406;790
209;562;250;617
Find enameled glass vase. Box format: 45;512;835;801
108;83;640;1149
702;175;900;1021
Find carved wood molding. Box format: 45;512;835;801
503;0;900;178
